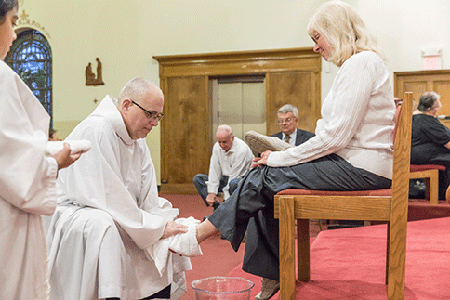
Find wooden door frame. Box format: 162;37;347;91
153;47;322;194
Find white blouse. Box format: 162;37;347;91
267;51;395;179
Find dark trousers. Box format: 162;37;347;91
207;153;391;280
411;144;450;200
193;174;241;206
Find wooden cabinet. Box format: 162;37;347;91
154;48;322;194
394;70;450;117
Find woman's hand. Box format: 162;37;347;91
251;150;272;168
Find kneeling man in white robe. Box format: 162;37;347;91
46;78;199;300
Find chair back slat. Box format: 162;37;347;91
387;92;413;299
391;92;413;202
392;104;402;145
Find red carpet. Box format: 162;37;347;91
163;194;450;299
161;194;245;299
228;217;450;299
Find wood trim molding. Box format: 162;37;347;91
394;69;450;77
153;47;321;77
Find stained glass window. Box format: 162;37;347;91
5;29;53;127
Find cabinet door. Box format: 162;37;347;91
394;70;450;116
266;71;321;135
161;76;211;192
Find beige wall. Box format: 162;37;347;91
17;0;450;183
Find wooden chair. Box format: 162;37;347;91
409;164;445;204
395;100;446;204
274;92;413;300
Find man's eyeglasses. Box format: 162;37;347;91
131;100;164;121
278;118;293;124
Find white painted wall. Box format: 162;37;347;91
17;0;450;182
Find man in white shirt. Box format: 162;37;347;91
193;125;253;210
46;78;192;300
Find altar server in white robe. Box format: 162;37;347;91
0;1;83;299
47;78;193;300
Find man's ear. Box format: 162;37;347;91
121;98;132;112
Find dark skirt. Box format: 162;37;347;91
207;153;391;280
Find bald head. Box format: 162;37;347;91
118;78;163;106
117;78;164;140
216;125;234;152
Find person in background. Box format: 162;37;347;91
272;104;315;146
193;124;253;211
0;1;83;299
244;104;314;157
194;1;395;299
411;91;450;201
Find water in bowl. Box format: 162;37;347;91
192;276;255;300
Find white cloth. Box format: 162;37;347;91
46;140;92;155
0;60;58;300
150;217;202;277
206;137;254;199
267;51;395;179
46;95;191;299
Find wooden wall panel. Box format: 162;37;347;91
394;69;450;127
266;71;319;135
403;82;427;104
161;76;211;188
434;81;450;116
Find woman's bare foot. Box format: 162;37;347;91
196;219;220;243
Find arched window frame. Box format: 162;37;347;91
5;28;53;127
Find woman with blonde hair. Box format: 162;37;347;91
195;1;395;299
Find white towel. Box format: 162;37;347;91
149;217;203;276
46;140;92;155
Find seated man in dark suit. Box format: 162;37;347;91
244;104;315;157
272;104;315;146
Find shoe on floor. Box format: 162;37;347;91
244;131;293;157
255;278;280;300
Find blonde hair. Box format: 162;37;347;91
307;0;384;67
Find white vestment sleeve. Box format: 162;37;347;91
0;62;57;215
